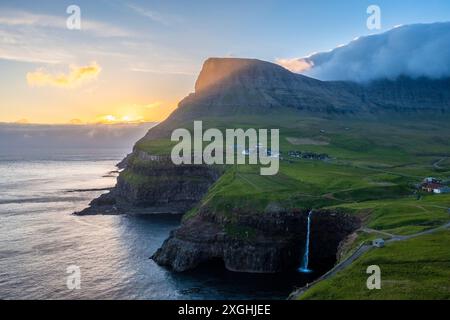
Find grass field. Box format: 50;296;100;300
135;116;450;228
133;115;450;299
299;229;450;300
329;194;450;236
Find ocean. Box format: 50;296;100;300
0;146;316;300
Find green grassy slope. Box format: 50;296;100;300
330;194;450;236
135;115;450;299
136;116;450;218
299;229;450;300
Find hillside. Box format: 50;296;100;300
77;57;450;299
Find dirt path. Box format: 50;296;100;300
432;157;447;169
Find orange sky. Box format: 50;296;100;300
0;57;195;124
0;6;199;124
2;1;449;124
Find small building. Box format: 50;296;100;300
372;239;385;248
422;182;444;193
433;187;450;194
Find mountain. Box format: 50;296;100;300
170;58;449;119
77;57;450;280
144;57;450;140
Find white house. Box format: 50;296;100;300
433;187;450;194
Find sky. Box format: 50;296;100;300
1;0;450;124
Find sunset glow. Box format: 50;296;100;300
104;115;117;122
95;114;145;124
1;1;450;124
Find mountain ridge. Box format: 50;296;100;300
143;57;450;141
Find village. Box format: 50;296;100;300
285;150;330;161
419;177;450;194
240;144;330;162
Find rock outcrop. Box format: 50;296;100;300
152;209;360;273
75;151;222;215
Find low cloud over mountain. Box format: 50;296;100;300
277;22;450;82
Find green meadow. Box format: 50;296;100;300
134;115;450;299
299;229;450;300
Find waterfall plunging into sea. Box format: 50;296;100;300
298;210;313;273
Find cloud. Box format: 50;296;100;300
0;9;187;71
277;22;450;82
143;102;163;109
14;118;29;124
0;11;61;27
27;62;101;88
0;10;130;37
275;58;313;73
0;123;157;150
0;28;74;64
127;4;179;25
0;10;131;64
69;119;84;125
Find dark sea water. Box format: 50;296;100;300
0;147;318;300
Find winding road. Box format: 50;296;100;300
289;220;450;299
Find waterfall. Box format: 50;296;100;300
298;210;313;273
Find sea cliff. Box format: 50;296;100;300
152;209;360;273
75;150;222;215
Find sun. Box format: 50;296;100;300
104;115;116;122
97;114;145;124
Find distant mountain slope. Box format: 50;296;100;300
361;76;450;113
145;57;450;140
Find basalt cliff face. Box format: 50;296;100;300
152;209;360;273
76;151;222;215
